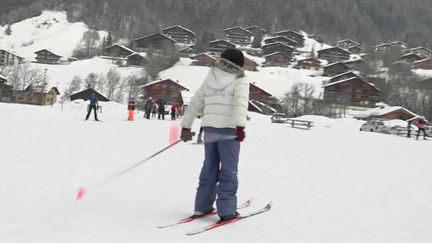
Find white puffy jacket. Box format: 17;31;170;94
181;58;250;129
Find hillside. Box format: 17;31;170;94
2;0;432;48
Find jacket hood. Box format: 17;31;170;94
205;58;245;90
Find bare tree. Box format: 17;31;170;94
6;63;45;90
105;67;121;99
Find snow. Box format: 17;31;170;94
0;10;106;60
1;101;432;243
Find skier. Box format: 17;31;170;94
144;97;152;119
170;103;177;120
85;92;99;121
157;98;166;120
180;48;249;223
416;116;429;140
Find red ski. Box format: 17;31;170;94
157;198;252;228
186;202;272;236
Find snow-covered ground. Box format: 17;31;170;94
1;101;431;243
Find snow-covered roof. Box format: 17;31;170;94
162;25;196;36
34;48;62;57
407;46;432;52
322;61;350;68
262;42;294;50
262;52;290;58
134;33;177;43
0;74;7;81
333;39;360;46
318;46;352;55
144;78;189;90
209;39;236;45
322;76;379;91
328;71;361;81
354;106;419;119
275;30;303;37
222;26;253;35
106;43;135;54
413;58;432;64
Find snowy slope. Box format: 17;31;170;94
0;11;105;60
0;102;431;243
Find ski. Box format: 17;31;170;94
186;202;272;236
157;198;252;229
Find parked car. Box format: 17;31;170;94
271;113;288;123
359;119;391;133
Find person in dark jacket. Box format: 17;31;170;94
416;117;429;140
85;92;99;121
157;98;166;120
144;97;153;119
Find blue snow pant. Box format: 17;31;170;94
194;127;240;217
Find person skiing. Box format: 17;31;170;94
180;48;249;223
416;116;429;140
85;92;99;121
170;103;177;120
157;98;166;120
144;97;153;119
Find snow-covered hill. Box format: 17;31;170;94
1;101;431;243
0;10;105;60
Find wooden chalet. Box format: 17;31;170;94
244;56;258;71
0;49;24;65
208;39;236;53
13;84;60;106
222;26;253;45
333;39;361;51
343;58;366;71
372;41;407;54
134;33;176;51
322;62;351;77
126;53;148;66
263;36;298;47
294;57;321;70
70;88;109;102
412;58;432;70
348;46;362;54
275;30;304;46
105;44;135;58
405;46;432;58
322;76;381;106
355;105;419;121
400;53;423;63
0;75;13;102
244;26;267;36
317;47;351;63
262;42;294;57
390;60;412;71
143;79;189;105
162;25;196;44
263;52;291;67
34;49;62;64
248;83;276;115
191;52;216;66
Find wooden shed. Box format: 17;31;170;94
13;85;60;106
412;58;432;69
134;33;176;51
263;52;291;67
191;53;216;66
222;26;253;45
262;42;294;56
263;36;298;47
208;39;236;53
275;30;304;46
322;62;351;77
70;88;109;102
126;53;148;66
318;47;351;63
105;44;135;58
294;57;321;70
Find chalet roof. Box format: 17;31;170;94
244;25;267;34
263;52;291;58
106;43;135;54
25;84;60;94
0;49;25;59
250;82;272;97
70;88;109;101
126;52;147;59
333;39;360;46
297;57;322;63
355;106;419;119
322;61;351;69
162;25;196;37
275;30;303;37
222;26;253;36
322;76;380;91
262;42;295;50
318;46;352;55
209;39;236;46
263;36;298;44
373;41;407;49
144;78;189;90
34;49;62;57
0;74;7;81
407;46;432;52
413;58;432;64
192;52;216;59
343;58;365;65
328;71;362;81
401;52;423;58
134;33;177;43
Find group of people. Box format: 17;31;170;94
144;98;181;121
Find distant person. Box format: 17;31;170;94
180;48;249;223
416;117;429;140
407;120;413;138
85;92;99;121
170;103;177;120
151;102;158;119
157;98;166;120
144;97;152;119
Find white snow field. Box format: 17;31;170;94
0;101;431;243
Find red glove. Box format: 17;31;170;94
236;126;245;142
181;128;192;142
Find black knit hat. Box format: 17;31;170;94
221;48;244;67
